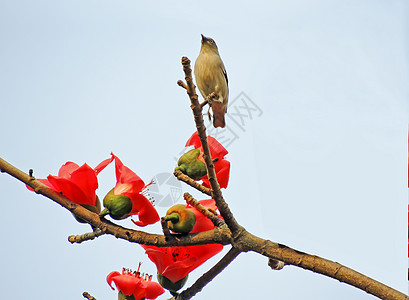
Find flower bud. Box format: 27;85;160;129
157;273;188;295
118;291;136;300
175;149;207;180
164;204;196;234
101;188;132;220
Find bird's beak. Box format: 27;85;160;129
201;34;208;43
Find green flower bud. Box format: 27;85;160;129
118;291;141;300
157;273;188;295
175;149;207;180
101;188;133;220
164;204;196;234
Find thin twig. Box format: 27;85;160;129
176;247;241;300
83;292;96;300
177;80;187;90
68;228;105;244
173;169;212;196
180;56;241;234
161;216;174;241
183;192;225;227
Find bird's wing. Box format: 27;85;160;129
222;65;228;87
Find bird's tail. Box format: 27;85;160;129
211;101;226;128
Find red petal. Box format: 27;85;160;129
69;163;98;201
142;247;175;275
107;270;164;299
187;199;218;233
215;159;230;189
143;281;165;299
58;162;80;178
107;271;121;290
161;257;199;283
142;244;223;283
143;247;198;283
185;132;201;148
114;183;137;196
112;274;143;296
130;194;160;226
207;136;228;159
201;176;210;188
163;244;223;282
47;175;95;205
201;159;230;189
95;155;115;175
112;154;145;192
132;287;145;300
185;132;228;160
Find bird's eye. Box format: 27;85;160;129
209;39;214;44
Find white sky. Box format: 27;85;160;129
0;1;408;299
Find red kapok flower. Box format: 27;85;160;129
142;243;223;284
142;199;223;283
102;153;160;226
27;160;111;206
107;265;165;300
185;132;230;189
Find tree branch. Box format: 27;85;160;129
83;292;97;300
173;169;212;196
0;157;232;247
176;247;241;300
179;56;240;234
183;192;225;228
68;228;105;244
232;229;409;300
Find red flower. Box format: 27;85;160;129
185;132;230;188
27;160;111;206
142;199;223;283
142;243;223;284
106;153;160;226
107;266;165;300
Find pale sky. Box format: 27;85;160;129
1;1;408;299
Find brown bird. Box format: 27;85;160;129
194;34;228;128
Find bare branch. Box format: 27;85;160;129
235;229;409;300
177;80;187;90
161;216;175;241
179;57;240;234
173;169;212;196
183;192;225;228
83;292;96;300
68;228;105;244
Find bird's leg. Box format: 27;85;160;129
200;99;209;109
200;92;219;107
200;92;219;120
201;92;218;108
207;105;212;121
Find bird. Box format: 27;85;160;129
194;34;228;128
